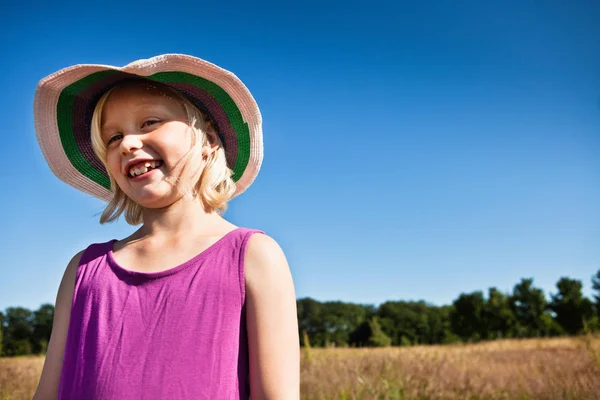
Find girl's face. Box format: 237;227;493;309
100;84;207;208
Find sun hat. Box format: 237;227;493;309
34;54;263;201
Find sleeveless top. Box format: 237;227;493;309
57;227;263;400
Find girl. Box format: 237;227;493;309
32;54;300;399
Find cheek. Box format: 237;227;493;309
156;130;194;160
105;152;122;176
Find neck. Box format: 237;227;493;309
137;195;225;239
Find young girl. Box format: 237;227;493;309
32;54;300;399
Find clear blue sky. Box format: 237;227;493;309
1;1;598;312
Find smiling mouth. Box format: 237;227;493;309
128;160;164;178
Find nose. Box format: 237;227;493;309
119;133;143;155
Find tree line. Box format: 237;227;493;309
1;271;599;356
298;271;600;347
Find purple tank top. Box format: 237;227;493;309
57;227;263;399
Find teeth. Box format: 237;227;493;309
129;161;161;177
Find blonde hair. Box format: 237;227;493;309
90;81;236;225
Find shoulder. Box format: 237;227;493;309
244;233;290;286
60;249;87;291
246;233;286;263
65;249;86;277
245;233;287;265
64;239;113;277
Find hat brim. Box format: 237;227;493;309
34;54;263;202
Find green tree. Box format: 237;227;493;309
550;277;594;335
539;311;564;336
592;269;600;316
484;288;518;339
510;278;548;337
376;300;442;345
0;311;4;357
372;301;404;345
12;340;32;355
426;305;454;344
450;291;485;342
296;298;372;347
348;320;370;347
32;304;54;354
297;298;325;347
367;317;392;347
321;301;371;346
3;307;35;356
411;301;442;345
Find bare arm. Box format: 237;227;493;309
32;251;83;400
245;234;300;400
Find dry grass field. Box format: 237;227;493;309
0;356;43;400
0;336;598;399
301;335;600;399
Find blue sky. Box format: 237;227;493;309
1;1;598;312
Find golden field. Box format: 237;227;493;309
0;336;599;400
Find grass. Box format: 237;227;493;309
0;356;44;400
1;336;599;399
300;335;600;400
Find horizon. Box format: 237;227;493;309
3;272;598;312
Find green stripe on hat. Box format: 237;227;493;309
57;70;117;190
150;72;250;182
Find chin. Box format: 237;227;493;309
128;191;178;209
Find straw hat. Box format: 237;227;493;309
34;54;263;201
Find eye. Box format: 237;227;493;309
106;133;123;146
141;119;160;128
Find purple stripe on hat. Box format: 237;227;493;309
168;82;238;171
72;73;131;175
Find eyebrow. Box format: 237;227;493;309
100;121;117;134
